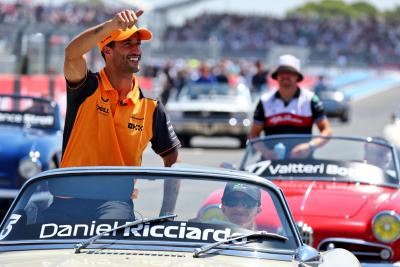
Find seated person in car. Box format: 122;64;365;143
220;183;261;230
363;138;392;170
362;137;397;182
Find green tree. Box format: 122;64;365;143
350;2;378;17
384;6;400;20
288;0;379;18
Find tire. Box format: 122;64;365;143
239;136;248;148
178;135;192;148
340;110;349;123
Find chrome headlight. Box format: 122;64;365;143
333;91;345;102
372;211;400;243
231;113;251;127
18;154;42;179
297;221;314;246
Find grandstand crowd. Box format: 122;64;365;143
0;1;119;26
165;13;400;66
1;1;400;66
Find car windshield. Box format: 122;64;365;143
179;83;245;100
0;95;55;129
241;135;399;186
0;168;298;255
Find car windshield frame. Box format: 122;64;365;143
0;167;302;257
240;134;400;187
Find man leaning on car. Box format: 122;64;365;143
248;54;332;159
54;9;181;219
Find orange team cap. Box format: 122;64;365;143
98;25;152;51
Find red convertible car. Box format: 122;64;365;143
198;135;400;266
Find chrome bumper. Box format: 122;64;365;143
173;121;248;136
362;263;400;267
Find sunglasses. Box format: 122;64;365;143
222;197;258;208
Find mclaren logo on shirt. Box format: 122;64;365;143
128;122;143;132
97;104;110;115
101;97;110;103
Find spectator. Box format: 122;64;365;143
313;75;328;96
195;63;216;83
251;60;269;94
159;62;175;105
364;137;392;170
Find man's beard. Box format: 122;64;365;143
115;56;140;74
120;62;140;74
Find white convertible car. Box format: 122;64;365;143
0;166;360;267
165;82;253;148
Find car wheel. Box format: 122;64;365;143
340;110;349;123
239;136;248;148
178;135;192;148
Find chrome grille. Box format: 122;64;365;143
183;111;231;119
318;238;393;262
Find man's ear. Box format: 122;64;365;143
103;46;112;56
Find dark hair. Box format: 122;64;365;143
100;41;115;60
255;60;263;68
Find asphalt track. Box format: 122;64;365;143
142;86;400;168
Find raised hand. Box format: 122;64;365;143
111;9;143;31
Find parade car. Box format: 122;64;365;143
0;94;63;219
165;82;253;148
204;134;399;266
0;166;360;266
315;87;350;123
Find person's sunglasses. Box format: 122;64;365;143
222;197;258;208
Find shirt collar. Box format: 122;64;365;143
274;87;301;100
100;68;143;105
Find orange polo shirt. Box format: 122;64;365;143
61;69;180;167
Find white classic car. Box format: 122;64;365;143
165;82;253;148
0;166;360;266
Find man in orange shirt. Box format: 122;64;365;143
60;9;180;218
